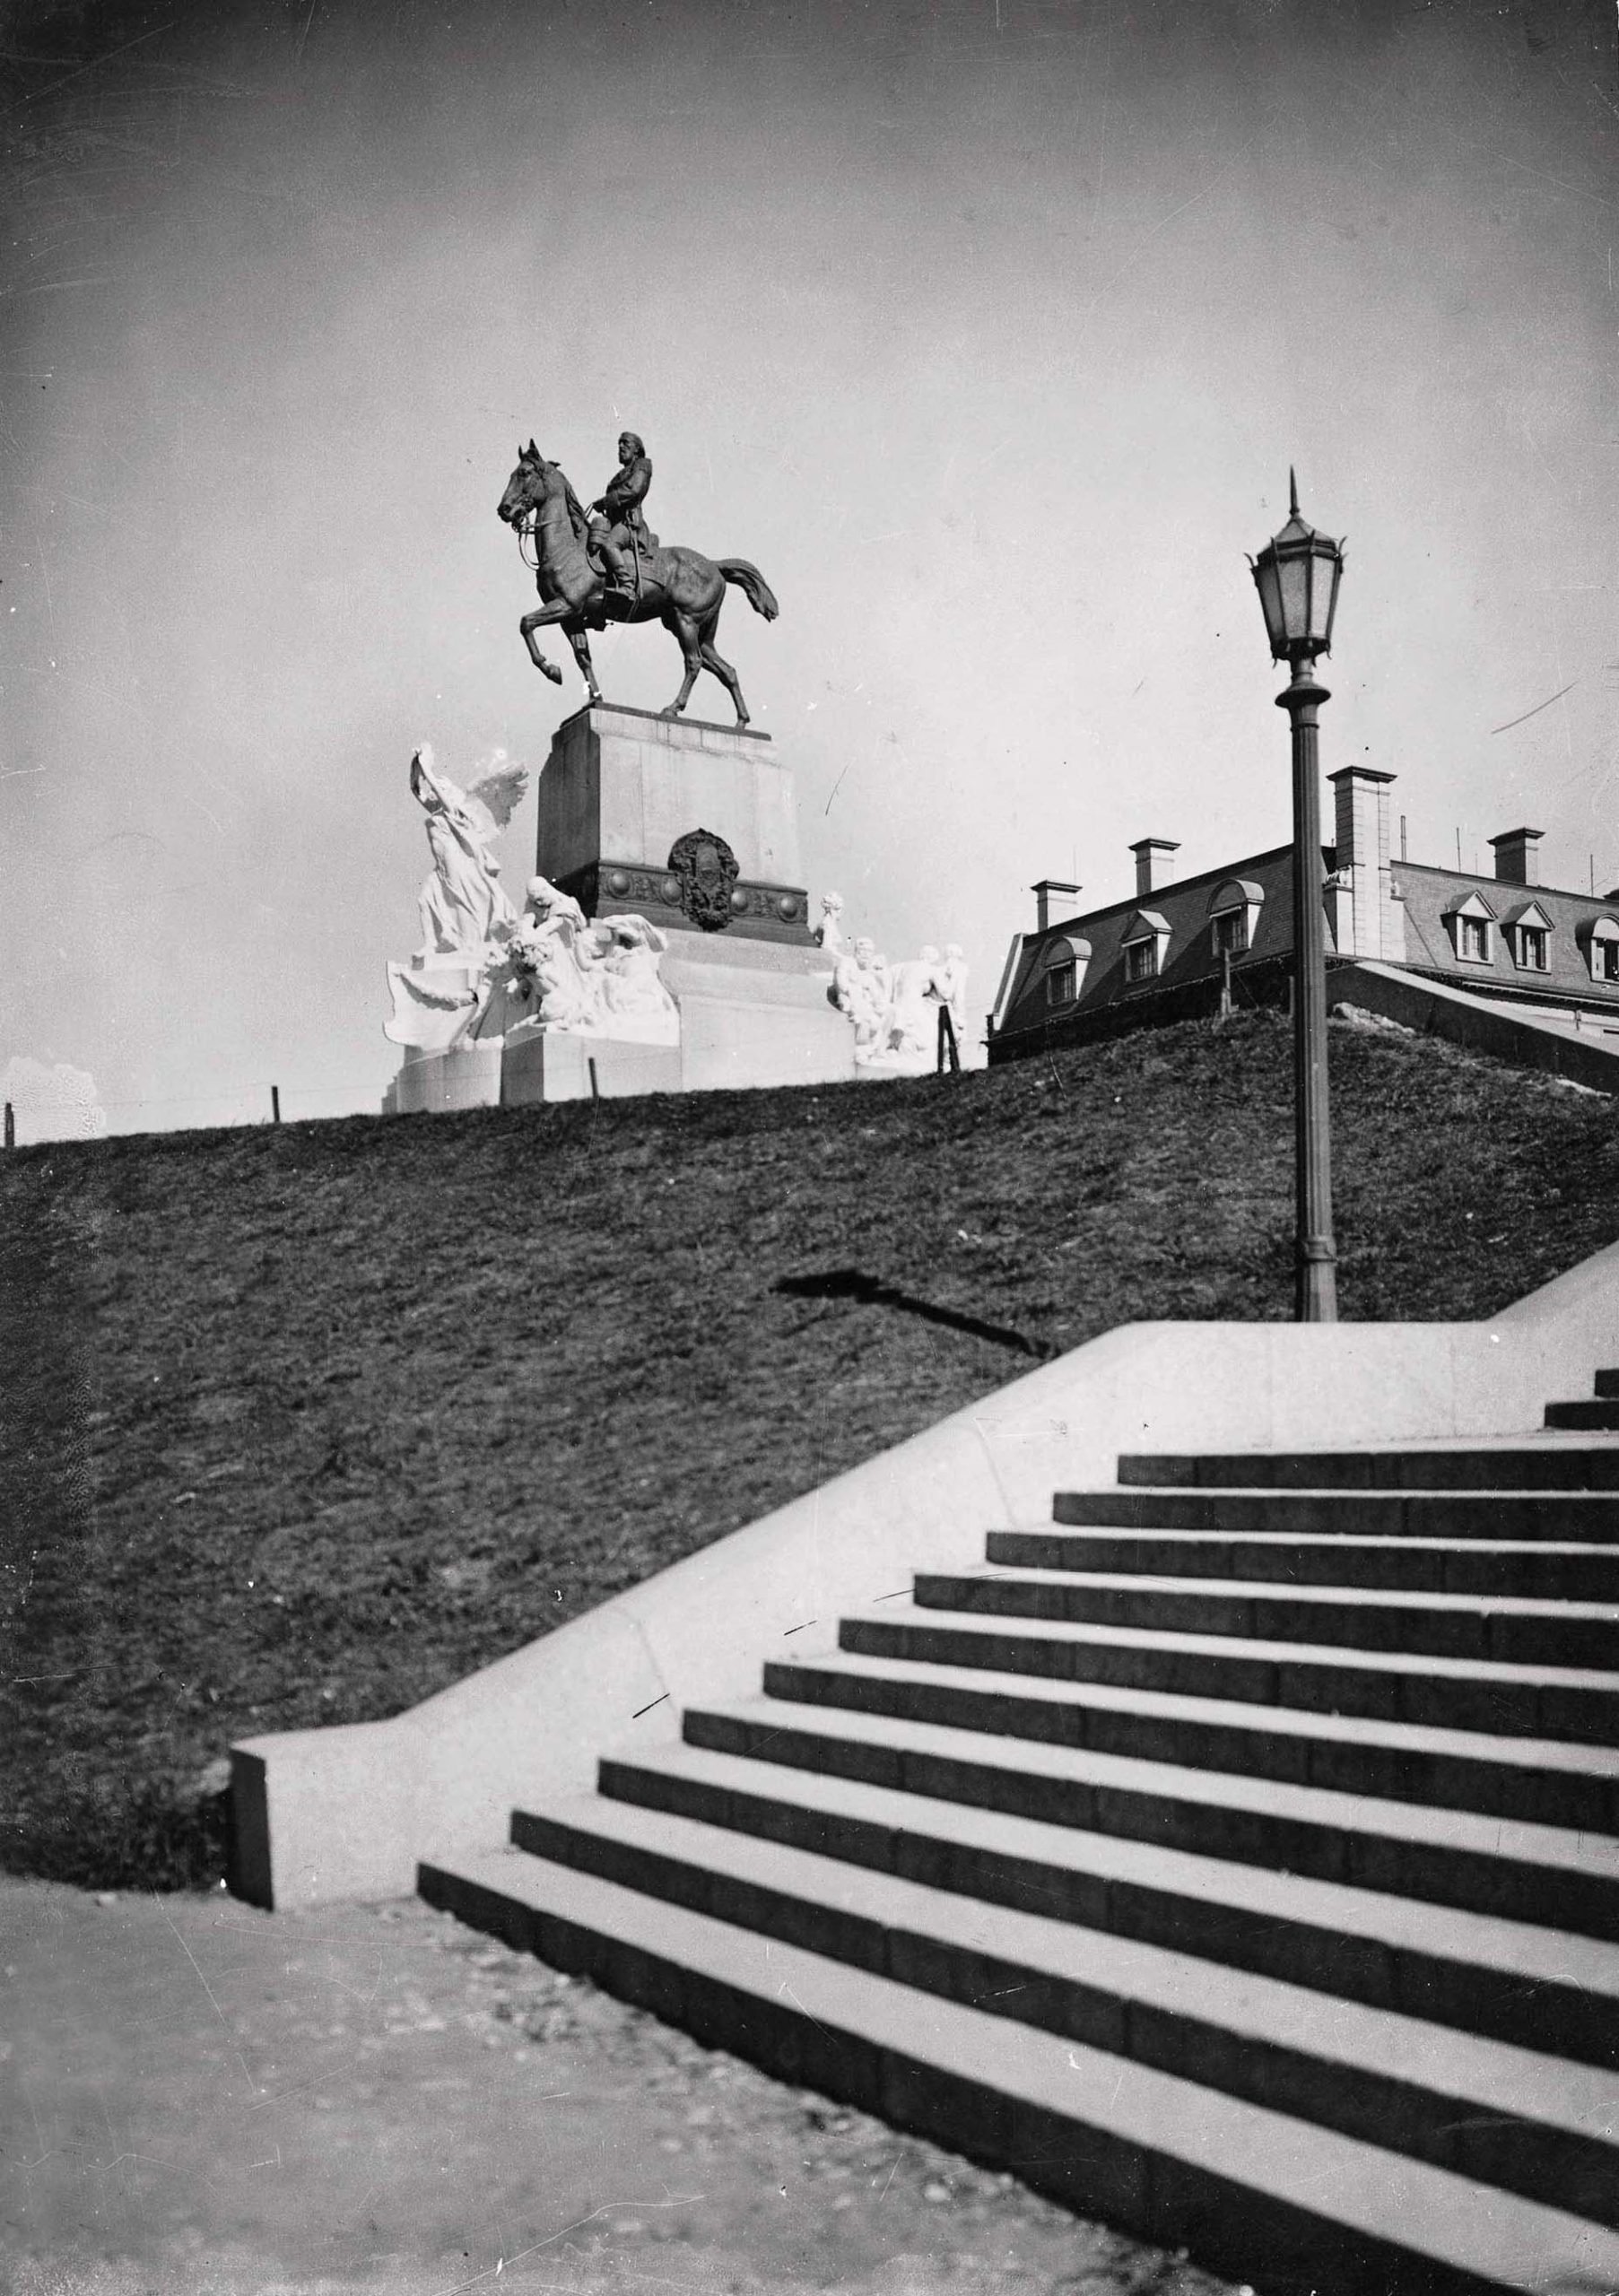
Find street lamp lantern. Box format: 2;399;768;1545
1249;472;1344;1325
1249;469;1345;663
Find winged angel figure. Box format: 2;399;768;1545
385;745;531;1048
409;745;528;959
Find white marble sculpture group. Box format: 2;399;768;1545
384;747;675;1052
384;752;966;1077
817;891;969;1074
500;884;678;1044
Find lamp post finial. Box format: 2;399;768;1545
1288;465;1300;519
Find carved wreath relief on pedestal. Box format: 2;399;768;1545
667;828;741;933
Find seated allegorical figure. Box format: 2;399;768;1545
598;916;676;1026
502;889;678;1045
831;936;892;1057
879;944;945;1063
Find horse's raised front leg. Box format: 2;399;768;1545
660;611;703;718
519;600;571;684
565;620;603;705
698;620;749;726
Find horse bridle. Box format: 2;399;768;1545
513;471;596;578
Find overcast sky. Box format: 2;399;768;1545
4;0;1616;1128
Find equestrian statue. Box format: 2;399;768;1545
497;433;779;726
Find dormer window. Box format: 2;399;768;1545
1583;916;1619;985
1206;878;1264;961
1502;900;1554;973
1040;933;1091;1010
1120;909;1171;986
1443;890;1497;966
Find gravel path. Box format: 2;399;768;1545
0;1879;1245;2296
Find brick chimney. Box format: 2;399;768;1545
1327;767;1405;961
1031;879;1081;933
1130;839;1179;898
1489;827;1543;887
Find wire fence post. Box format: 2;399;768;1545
270;1085;281;1125
3;1101;13;1150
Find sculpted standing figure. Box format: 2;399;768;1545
408;745;527;960
589;431;654;592
384;745;529;1048
832;936;892;1058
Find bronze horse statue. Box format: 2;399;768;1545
496;444;779;726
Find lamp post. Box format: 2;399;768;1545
1249;471;1346;1324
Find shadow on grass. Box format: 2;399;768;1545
775;1268;1058;1361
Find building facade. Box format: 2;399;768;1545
989;767;1619;1059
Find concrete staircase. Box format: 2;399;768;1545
420;1377;1619;2295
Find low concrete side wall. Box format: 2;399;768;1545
231;1241;1619;1910
1330;961;1619;1092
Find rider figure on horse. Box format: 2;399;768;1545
588;431;653;593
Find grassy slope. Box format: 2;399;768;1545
4;1012;1617;1892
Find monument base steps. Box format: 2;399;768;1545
421;1370;1619;2295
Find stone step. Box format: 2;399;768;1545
418;1845;1619;2296
681;1696;1619;1937
988;1526;1619;1601
838;1605;1619;1746
592;1736;1619;2066
1548;1400;1619;1432
1119;1447;1619;1492
1053;1488;1619;1541
759;1645;1619;1832
911;1566;1619;1671
504;1788;1619;2228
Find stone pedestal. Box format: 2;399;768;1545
385;704;864;1112
537;704;813;945
659;937;856;1091
501;1028;683;1104
497;945;855;1100
392;1041;504;1114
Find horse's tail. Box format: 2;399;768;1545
718;559;779;622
